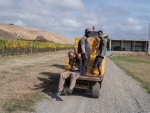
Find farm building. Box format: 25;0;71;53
109;39;149;52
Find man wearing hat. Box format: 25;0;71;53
78;28;91;75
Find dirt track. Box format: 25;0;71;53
0;51;150;113
0;51;69;111
35;52;150;113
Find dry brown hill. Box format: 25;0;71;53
0;23;74;44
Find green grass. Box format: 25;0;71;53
12;65;34;71
0;70;10;74
20;75;30;79
23;65;34;69
15;73;21;75
109;56;150;94
0;75;6;78
110;56;150;64
3;92;46;113
33;62;43;65
12;67;24;71
7;78;18;83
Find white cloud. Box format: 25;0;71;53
0;0;148;40
78;12;97;20
106;19;147;40
30;0;87;11
99;17;110;24
125;17;140;26
137;15;150;22
61;18;81;27
14;20;26;26
118;23;143;32
98;5;129;16
58;0;87;11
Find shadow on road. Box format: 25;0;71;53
51;64;65;70
35;72;92;101
71;89;92;98
34;72;63;101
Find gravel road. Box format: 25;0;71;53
36;53;150;113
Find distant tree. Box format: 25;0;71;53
14;32;17;35
36;36;47;41
9;23;14;25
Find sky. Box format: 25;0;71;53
0;0;150;40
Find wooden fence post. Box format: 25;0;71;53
31;43;33;54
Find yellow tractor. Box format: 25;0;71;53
65;29;108;98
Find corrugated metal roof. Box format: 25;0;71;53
111;39;148;41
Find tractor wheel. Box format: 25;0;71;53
92;82;100;98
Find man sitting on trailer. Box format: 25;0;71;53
88;30;106;78
57;50;81;96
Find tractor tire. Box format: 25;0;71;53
92;82;100;98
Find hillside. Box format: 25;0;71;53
0;23;74;44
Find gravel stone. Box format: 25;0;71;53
35;52;150;113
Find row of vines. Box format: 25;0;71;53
0;39;74;57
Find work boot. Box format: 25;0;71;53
67;89;72;96
57;91;61;96
57;90;66;96
87;73;92;76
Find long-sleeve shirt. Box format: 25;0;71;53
96;36;106;57
78;36;91;54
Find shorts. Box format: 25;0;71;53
93;56;104;68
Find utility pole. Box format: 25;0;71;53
133;40;135;52
148;23;150;53
109;39;111;51
121;39;123;51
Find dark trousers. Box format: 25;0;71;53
81;53;90;75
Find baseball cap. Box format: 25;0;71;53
85;28;91;33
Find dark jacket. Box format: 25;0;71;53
96;36;106;57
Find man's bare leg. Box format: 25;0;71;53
98;66;102;79
98;66;101;75
88;67;97;76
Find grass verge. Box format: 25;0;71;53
3;92;46;113
109;56;150;94
12;65;34;71
0;70;10;74
110;56;150;64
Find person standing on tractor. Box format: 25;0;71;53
78;28;91;75
57;50;81;96
88;30;106;78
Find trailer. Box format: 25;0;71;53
65;33;107;98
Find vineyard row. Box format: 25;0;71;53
0;39;74;57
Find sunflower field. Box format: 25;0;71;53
0;39;74;57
